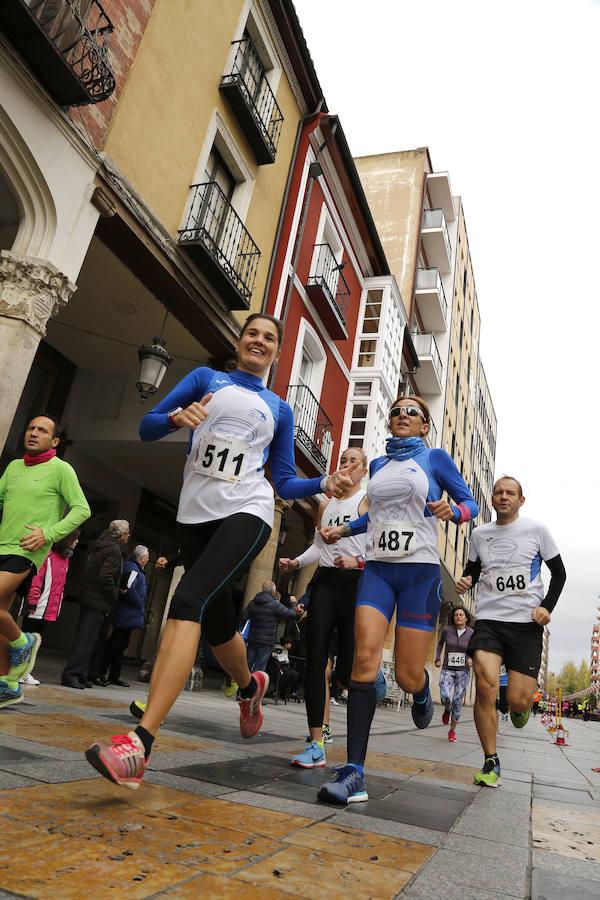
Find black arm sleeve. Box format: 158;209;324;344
541;554;566;612
462;559;482;586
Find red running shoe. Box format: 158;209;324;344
442;709;450;726
448;729;457;742
85;731;148;790
239;671;269;739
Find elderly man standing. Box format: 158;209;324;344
100;545;149;688
240;582;303;674
61;520;130;689
0;414;90;708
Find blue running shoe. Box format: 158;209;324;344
317;764;368;804
291;741;326;768
0;680;23;710
411;671;434;729
7;633;41;682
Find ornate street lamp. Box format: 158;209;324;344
136;312;174;401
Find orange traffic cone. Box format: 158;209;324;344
554;724;569;746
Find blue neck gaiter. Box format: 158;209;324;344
385;436;426;462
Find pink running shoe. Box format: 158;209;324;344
448;729;457;742
85;731;148;790
239;671;269;739
442;709;450;726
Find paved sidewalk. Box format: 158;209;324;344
0;659;599;899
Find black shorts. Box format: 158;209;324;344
468;619;543;678
0;555;36;597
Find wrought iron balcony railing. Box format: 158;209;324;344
178;181;261;310
0;0;115;106
304;243;350;340
220;36;284;164
307;244;350;320
286;384;334;475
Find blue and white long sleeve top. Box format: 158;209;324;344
140;367;323;529
346;444;478;565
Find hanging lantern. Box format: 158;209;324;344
136;336;173;402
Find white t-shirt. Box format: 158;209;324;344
469;516;559;623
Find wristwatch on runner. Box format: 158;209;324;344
167;407;183;426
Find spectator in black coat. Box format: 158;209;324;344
61;520;130;689
240;581;303;673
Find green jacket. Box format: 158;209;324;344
0;457;90;570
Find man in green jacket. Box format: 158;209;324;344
0;414;90;708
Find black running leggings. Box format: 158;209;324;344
169;514;270;646
304;567;361;728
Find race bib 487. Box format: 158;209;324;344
373;521;418;559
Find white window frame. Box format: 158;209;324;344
289;318;327;402
310;203;344;281
228;0;283;96
180;108;255;231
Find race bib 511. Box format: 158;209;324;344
193;432;250;483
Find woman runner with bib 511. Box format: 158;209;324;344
318;395;478;804
85;314;358;790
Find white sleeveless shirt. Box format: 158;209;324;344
320;490;368;567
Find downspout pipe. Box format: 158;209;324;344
268;113;337;390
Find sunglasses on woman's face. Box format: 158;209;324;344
390;405;426;421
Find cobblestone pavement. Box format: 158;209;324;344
0;656;599;899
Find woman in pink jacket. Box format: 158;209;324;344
22;529;81;684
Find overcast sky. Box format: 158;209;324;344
294;0;600;673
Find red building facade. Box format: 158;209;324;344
262;113;392;572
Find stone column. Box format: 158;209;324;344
244;497;292;606
0;250;76;451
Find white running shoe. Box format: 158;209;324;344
19;674;41;685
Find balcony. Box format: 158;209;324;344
304;243;350;340
219;36;284;165
425;418;438;448
412;332;443;395
286;384;333;476
426;172;455;222
178;181;260;310
420;208;452;274
0;0;115;107
414;267;448;332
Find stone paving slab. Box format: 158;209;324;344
531;867;599;900
0;758;104;784
532;802;600;862
451;790;531;847
330;810;446;846
531;848;600;881
225;788;336;820
404;845;529;898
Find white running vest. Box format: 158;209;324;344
320;490;368;566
